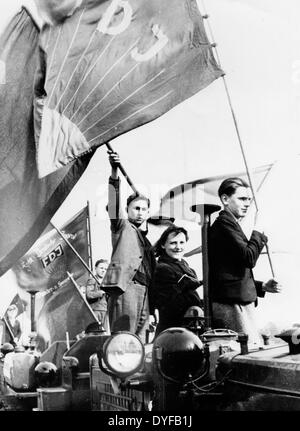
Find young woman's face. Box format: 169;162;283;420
162;232;187;260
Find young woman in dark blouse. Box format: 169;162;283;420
152;225;202;336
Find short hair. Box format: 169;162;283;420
126;192;150;208
95;259;108;268
218;177;249;198
153;225;189;257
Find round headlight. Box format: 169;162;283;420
102;332;145;377
153;327;205;382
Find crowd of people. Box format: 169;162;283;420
85;151;281;347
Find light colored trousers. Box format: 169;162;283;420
212;302;263;346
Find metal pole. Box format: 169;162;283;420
28;291;37;332
191;204;221;330
202;212;211;329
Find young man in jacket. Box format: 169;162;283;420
86;259;109;330
101;151;156;343
209;177;281;344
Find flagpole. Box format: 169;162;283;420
50;221;100;287
105;142;156;248
66;272;105;330
87;201;94;271
3;316;16;345
105;143;139;193
200;0;275;278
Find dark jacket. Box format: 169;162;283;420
102;177;156;297
86;276;107;311
209;210;267;304
153;254;202;334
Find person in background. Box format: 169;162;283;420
209;177;281;345
152;225;202;337
102;151;156;343
86;259;109;330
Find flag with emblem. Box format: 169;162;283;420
10;206;98;351
12;206;90;292
33;0;223;177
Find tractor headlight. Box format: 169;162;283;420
102;332;145;378
153;327;207;383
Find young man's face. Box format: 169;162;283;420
127;198;149;227
222;186;252;219
95;262;108;278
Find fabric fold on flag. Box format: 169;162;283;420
35;277;96;352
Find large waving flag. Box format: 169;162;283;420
0;8;94;277
34;0;223;177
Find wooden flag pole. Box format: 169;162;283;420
200;0;275;278
51;139;142;291
66;272;105;330
105;143;139;193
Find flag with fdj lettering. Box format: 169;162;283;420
34;0;223;177
12;207;89;292
0;8;94;277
